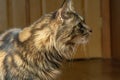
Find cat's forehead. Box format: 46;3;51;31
72;12;85;23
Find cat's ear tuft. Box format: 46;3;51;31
18;27;32;42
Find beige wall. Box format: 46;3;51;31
84;0;102;58
0;0;8;32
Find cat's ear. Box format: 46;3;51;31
56;0;74;20
18;27;32;42
61;0;74;12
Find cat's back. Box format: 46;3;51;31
0;28;21;52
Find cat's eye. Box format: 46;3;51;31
78;22;82;28
77;23;86;34
82;19;86;23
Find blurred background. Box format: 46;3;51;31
0;0;120;80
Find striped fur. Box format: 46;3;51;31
0;0;91;80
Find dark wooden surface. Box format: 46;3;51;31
58;59;120;80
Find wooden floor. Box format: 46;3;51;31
58;59;120;80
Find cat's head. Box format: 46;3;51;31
54;0;92;44
19;0;92;57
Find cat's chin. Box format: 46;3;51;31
80;38;88;44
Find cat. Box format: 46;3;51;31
0;0;92;80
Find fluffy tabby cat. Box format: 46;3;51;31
0;0;92;80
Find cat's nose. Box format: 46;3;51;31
89;29;92;33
